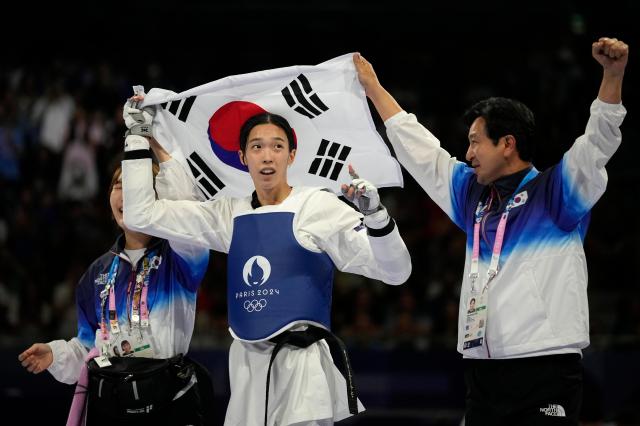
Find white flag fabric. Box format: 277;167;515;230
140;53;403;200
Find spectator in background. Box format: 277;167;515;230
31;80;75;155
57;134;99;202
30;80;75;185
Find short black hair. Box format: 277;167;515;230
239;113;296;153
463;97;535;162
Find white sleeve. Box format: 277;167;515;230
561;99;626;211
155;158;201;202
47;338;88;385
122;157;233;253
298;190;411;285
385;111;466;218
154;158;211;260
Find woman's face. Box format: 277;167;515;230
239;123;296;192
110;171;124;230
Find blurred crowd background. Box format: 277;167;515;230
1;2;638;425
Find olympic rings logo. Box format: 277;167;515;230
243;299;267;312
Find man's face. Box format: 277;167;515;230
465;117;508;185
110;174;124;229
239;123;296;192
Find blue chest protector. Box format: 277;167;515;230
227;211;335;341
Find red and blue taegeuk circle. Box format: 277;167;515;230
208;101;297;172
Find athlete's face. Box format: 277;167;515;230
110;172;125;229
466;117;509;185
239;123;296;193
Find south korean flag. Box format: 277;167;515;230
140;53;403;200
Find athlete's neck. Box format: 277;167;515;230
255;184;292;206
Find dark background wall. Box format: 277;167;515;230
1;1;638;424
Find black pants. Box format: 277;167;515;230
87;383;203;426
464;354;582;426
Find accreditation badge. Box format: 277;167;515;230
111;329;155;358
462;289;488;350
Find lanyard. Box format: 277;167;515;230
99;250;157;338
469;168;538;292
128;252;156;328
100;256;120;339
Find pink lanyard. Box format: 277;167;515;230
141;283;150;327
469;168;538;292
100;255;120;340
136;252;159;328
99;251;156;339
127;252;155;329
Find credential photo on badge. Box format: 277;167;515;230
120;339;134;356
111;331;135;357
467;297;477;313
115;329;155;358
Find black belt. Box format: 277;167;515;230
264;325;358;425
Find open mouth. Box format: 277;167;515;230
260;168;275;175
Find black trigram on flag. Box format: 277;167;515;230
281;74;329;119
161;96;197;122
186;152;225;200
308;139;351;181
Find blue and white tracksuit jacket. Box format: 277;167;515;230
47;159;209;384
385;99;626;359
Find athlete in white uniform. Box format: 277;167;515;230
121;111;412;425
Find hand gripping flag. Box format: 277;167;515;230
140;53;403;200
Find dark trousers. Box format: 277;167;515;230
464;354;582;426
87;383;203;426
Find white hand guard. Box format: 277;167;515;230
342;177;391;229
123;99;155;138
342;178;380;214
